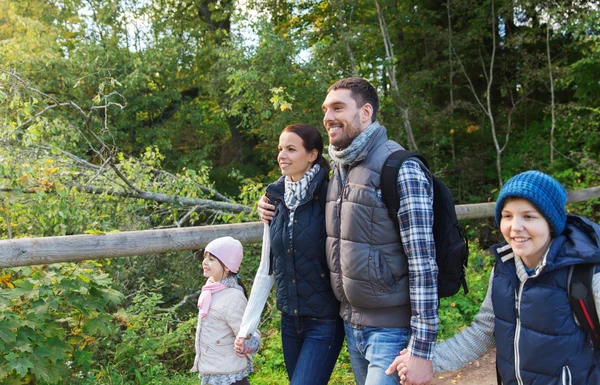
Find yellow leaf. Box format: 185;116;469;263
466;124;480;134
77;274;90;283
0;273;14;289
84;229;105;235
44;167;59;175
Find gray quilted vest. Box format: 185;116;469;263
325;125;411;328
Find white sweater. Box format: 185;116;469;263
238;224;274;339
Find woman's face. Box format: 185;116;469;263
278;131;318;182
500;198;552;269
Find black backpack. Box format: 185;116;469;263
381;150;469;298
568;263;600;348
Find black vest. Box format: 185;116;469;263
492;216;600;385
267;168;340;318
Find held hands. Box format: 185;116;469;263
386;349;433;385
234;336;251;357
257;195;275;224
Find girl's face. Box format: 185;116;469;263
202;252;229;282
500;198;552;269
278;131;318;182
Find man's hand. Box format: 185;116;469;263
386;349;433;385
257;195;275;224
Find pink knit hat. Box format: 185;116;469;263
204;236;243;273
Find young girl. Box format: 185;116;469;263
390;170;600;385
234;124;344;385
191;236;260;385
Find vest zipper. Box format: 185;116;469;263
562;366;572;385
514;282;525;385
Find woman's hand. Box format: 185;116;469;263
257;195;275;224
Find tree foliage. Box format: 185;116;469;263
0;0;599;383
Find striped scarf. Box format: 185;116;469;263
284;164;320;231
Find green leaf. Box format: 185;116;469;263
11;280;35;297
100;288;124;305
6;353;33;376
0;327;17;344
46;339;70;364
83;313;114;335
30;363;51;382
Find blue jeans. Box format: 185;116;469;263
344;322;411;385
281;314;345;385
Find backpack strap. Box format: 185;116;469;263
381;150;428;226
568;263;600;348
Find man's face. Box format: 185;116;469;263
322;89;370;149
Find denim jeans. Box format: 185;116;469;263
344;322;411;385
281;313;345;385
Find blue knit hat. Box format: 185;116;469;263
495;171;567;236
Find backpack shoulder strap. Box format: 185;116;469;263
381;150;427;225
568;263;600;348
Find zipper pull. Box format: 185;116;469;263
514;289;520;319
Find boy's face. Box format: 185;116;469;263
500;198;552;269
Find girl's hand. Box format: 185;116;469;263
234;336;251;357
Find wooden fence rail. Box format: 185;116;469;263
0;186;599;268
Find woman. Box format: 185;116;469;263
234;124;344;385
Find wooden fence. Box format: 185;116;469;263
0;186;599;268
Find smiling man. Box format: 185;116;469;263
258;77;437;385
321;78;437;385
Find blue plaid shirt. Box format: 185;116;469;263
397;159;438;360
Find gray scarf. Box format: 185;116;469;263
328;122;380;184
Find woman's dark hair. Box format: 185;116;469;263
283;123;330;178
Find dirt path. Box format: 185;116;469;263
430;349;497;385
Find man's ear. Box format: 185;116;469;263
361;103;374;124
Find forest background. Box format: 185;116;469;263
0;0;599;383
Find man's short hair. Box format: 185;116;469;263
327;77;379;122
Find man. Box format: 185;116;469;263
258;78;437;385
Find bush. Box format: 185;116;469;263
0;262;123;384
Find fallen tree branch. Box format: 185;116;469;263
0;184;252;214
156;289;201;313
70;184;251;213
